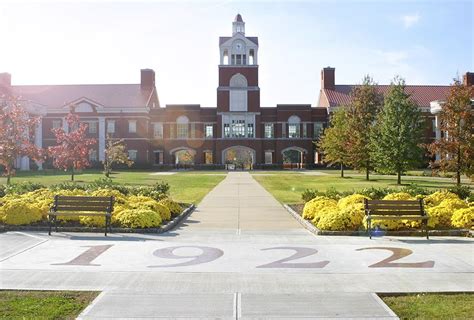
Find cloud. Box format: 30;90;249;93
401;13;420;28
376;50;409;66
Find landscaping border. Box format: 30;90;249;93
283;204;470;237
0;204;195;234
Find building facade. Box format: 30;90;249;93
0;14;472;171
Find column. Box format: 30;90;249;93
34;118;43;170
99;117;106;162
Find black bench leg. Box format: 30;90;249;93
54;217;58;232
425;221;429;240
368;219;372;239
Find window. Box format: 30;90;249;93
264;123;274;139
288;115;301;138
265;151;273;164
129;120;137;133
204;151;213;164
88;121;97;134
52;120;61;129
190;123;195;138
154;151;163;165
313;122;324;138
205;124;213;138
232;118;245;137
281;123;286;138
128;150;137;161
153;123;163;139
176;116;189;139
89;149;97;162
107;120;115;134
302;123;307;138
432;119;437;133
247;123;254;138
224;123;231;138
169;124;175;139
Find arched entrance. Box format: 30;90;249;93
222;146;255;170
282;147;307;169
170;147;196;169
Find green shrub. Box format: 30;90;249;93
401;184;430;197
50;182;86;192
4;181;45;195
301;189;319;202
0;185;5;198
359;187;395;200
447;185;471;200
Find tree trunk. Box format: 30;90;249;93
340;163;344;178
71;167;75;182
456;148;461;185
365;167;369;181
456;171;461;185
397;170;401;185
6;174;11;185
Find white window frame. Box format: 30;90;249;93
89;149;98;161
52;120;61;129
265;151;273;164
153;122;163;139
107;120;116;134
128;150;137;161
128;120;137;133
205;124;213;138
264;123;274;139
88;121;97;134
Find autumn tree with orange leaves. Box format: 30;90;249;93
0;97;43;184
48;113;96;181
429;79;473;185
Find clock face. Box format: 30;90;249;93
234;41;244;51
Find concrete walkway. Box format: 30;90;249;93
1;172;473;319
183;172;301;231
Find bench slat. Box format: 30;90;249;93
367;200;421;205
367;204;422;210
369;210;423;215
56;200;112;206
368;216;428;220
56;196;113;201
50;212;111;216
55;206;111;212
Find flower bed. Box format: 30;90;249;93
0;179;188;231
296;188;473;232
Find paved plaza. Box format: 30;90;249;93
1;172;473;319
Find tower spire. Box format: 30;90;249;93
233;13;245;35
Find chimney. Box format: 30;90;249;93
0;73;11;88
321;67;335;91
140;69;155;89
463;72;474;87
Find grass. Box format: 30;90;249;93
381;293;474;319
0;170;226;204
0;290;98;320
252;170;473;203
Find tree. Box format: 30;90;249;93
103;136;133;177
346;75;383;180
48;113;96;181
429;78;473;185
318;108;350;177
371;77;425;185
0;97;43;184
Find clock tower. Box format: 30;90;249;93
217;14;260;115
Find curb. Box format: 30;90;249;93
283;204;470;237
0;204;195;234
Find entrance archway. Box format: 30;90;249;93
222;146;255;170
170;147;196;168
282;147;307;169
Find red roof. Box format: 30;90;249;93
319;84;451;108
9;84;155;109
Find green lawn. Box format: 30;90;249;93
252;170;473;203
0;290;98;320
381;293;474;319
0;170;226;204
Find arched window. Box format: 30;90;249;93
249;49;255;65
176;116;189;139
229;74;248;112
288;115;301;138
223;49;229;65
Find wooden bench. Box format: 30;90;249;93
364;199;429;239
48;196;114;236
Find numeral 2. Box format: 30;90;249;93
257;247;329;269
356;247;434;268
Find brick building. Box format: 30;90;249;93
0;14;472;171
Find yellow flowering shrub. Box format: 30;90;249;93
127;195;171;221
316;206;350;231
337;194;370;209
424;191;459;208
89;189;127;204
159;198;182;217
451;207;474;229
383;192;415;200
114;208;162;228
302;196;337;221
0;198;43;225
427;198;468;228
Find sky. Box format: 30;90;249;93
0;0;472;107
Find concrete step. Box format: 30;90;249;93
78;292;398;319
